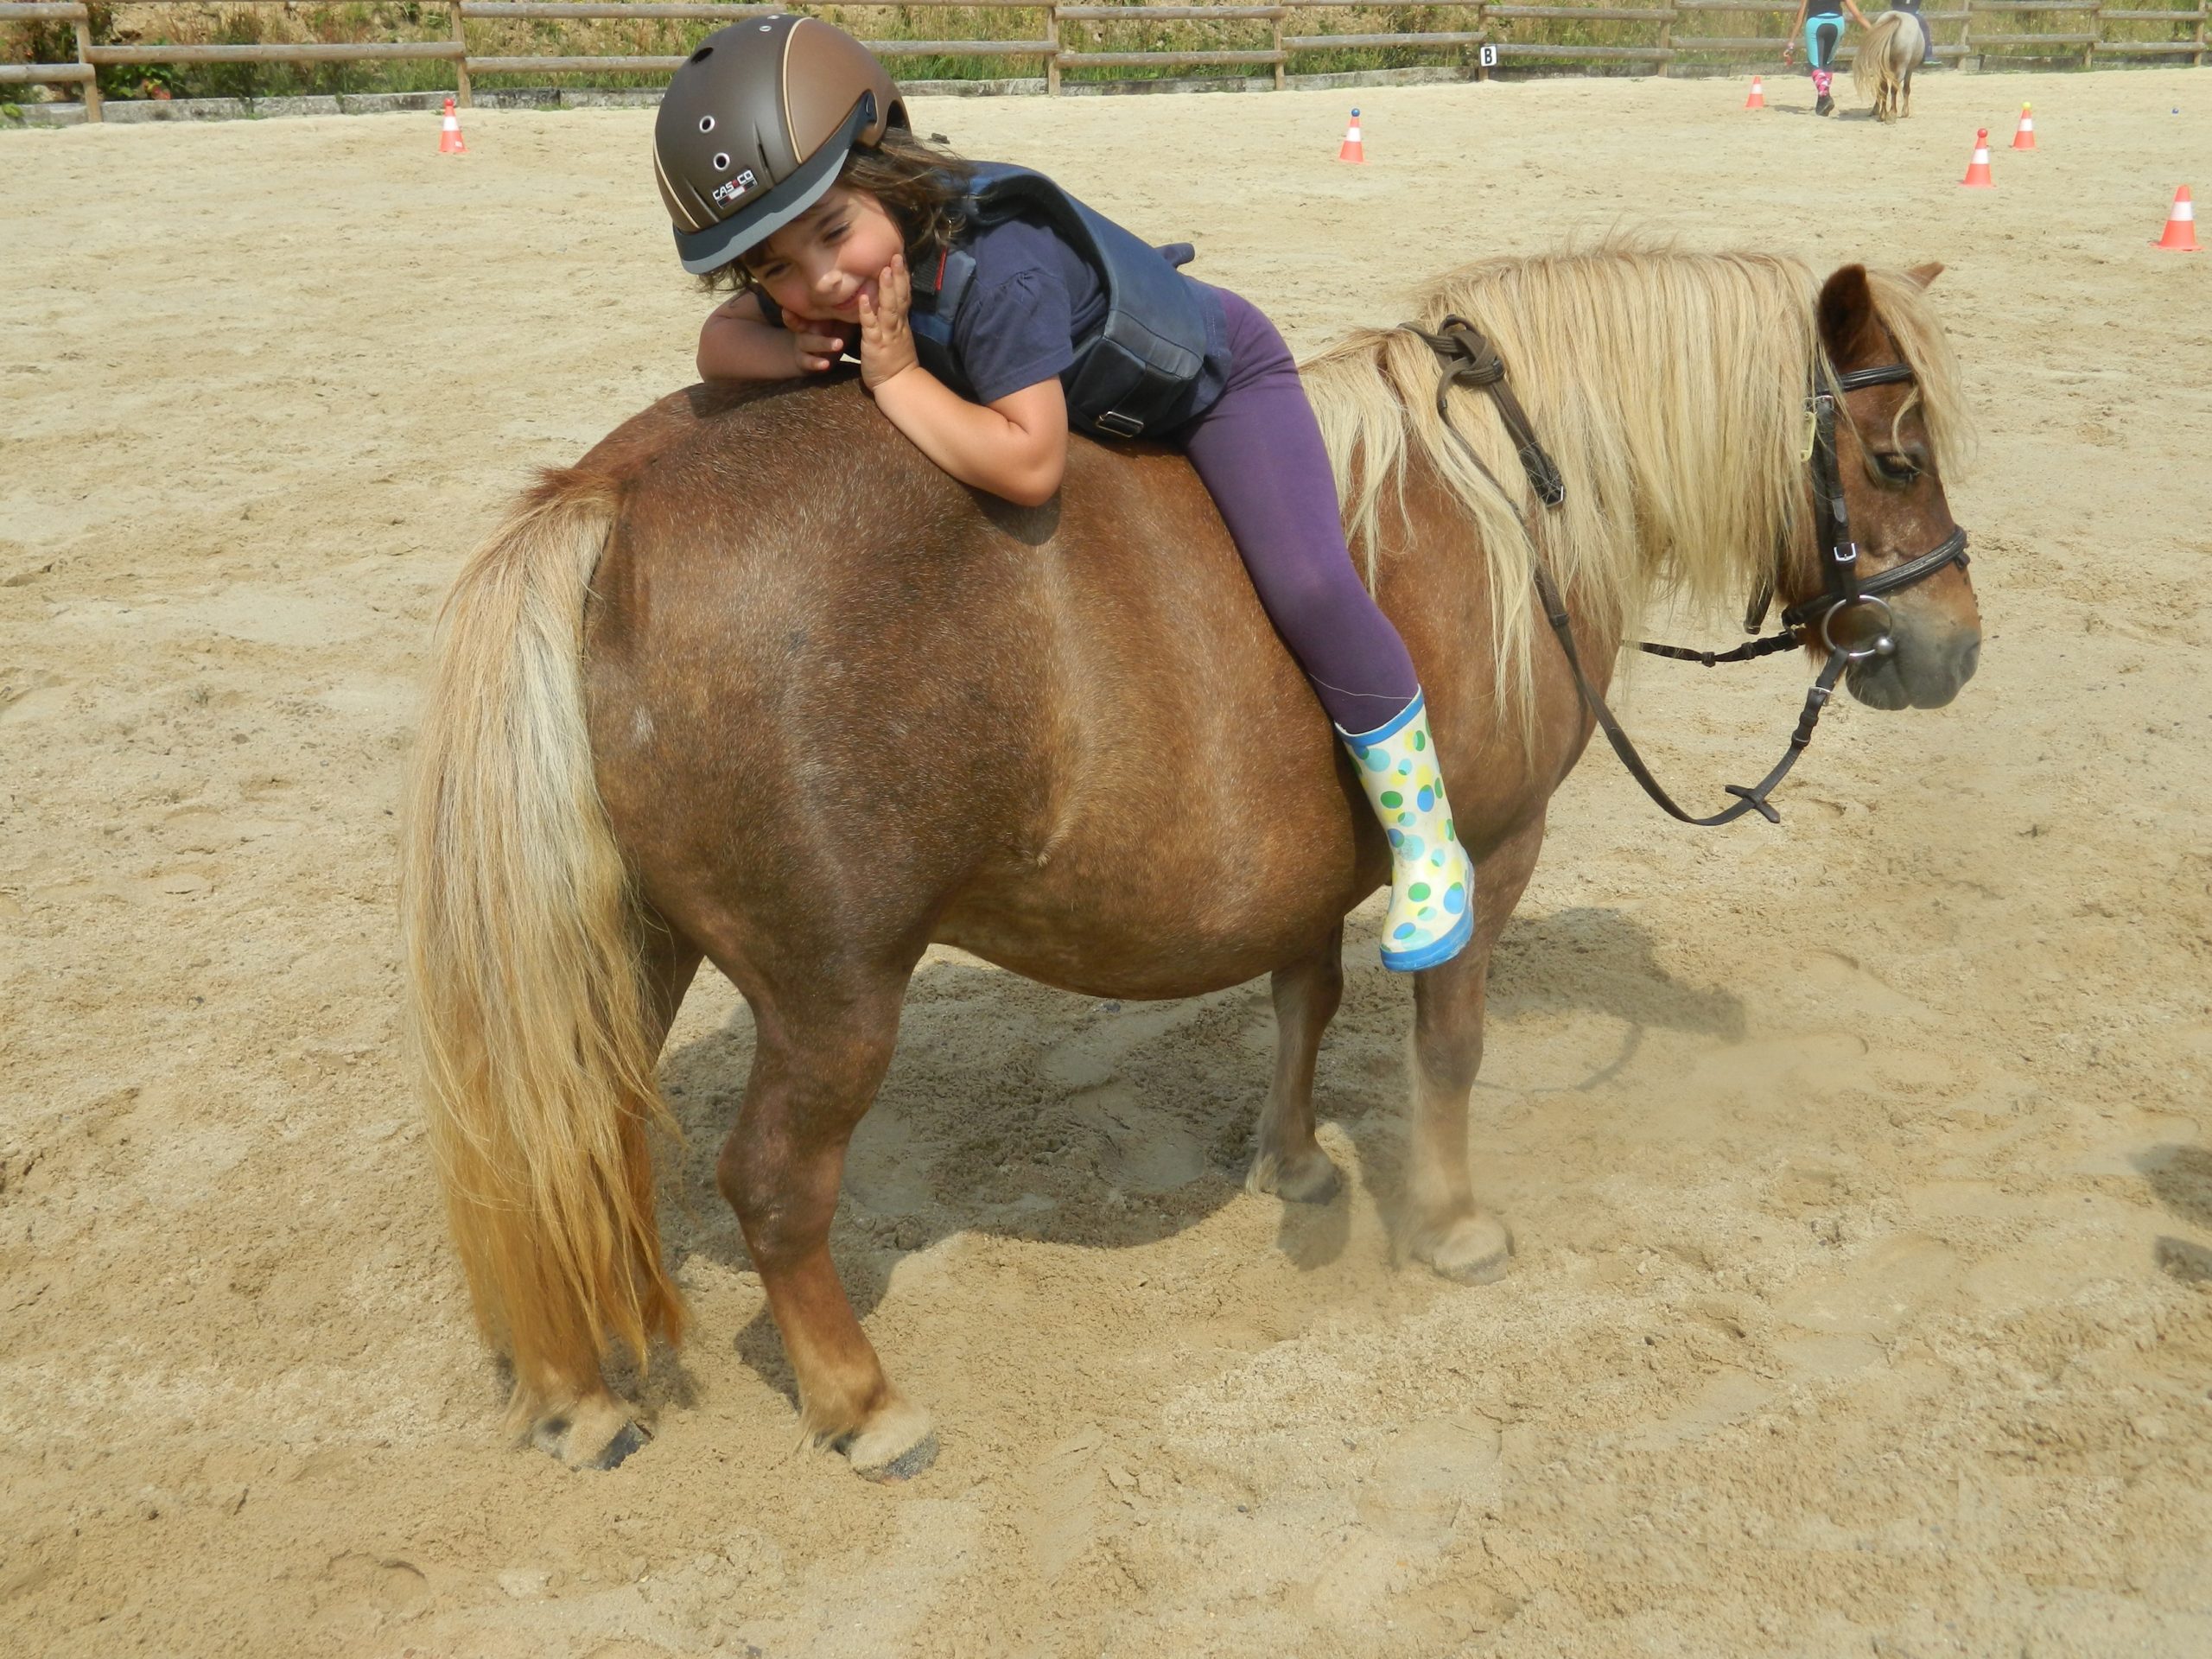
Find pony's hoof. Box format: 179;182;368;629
530;1396;648;1470
588;1421;649;1470
856;1433;939;1484
840;1397;938;1483
1414;1211;1513;1285
1246;1147;1343;1205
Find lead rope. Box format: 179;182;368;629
1399;319;1847;828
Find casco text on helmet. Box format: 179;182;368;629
652;16;907;275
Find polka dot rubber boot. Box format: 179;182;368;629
1339;691;1474;972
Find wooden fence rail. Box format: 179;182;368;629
5;1;2205;121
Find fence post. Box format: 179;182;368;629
450;0;471;107
1271;12;1284;90
2084;1;2098;68
73;10;101;122
1046;3;1061;95
1476;3;1490;79
1657;10;1673;79
2198;3;2207;67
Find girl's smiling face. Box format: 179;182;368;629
741;186;906;325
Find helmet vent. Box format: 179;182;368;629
688;45;711;62
697;115;715;133
711;152;731;172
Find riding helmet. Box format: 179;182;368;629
652;16;907;274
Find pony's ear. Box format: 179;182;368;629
1817;264;1887;365
1904;261;1944;289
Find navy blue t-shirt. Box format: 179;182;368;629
765;208;1231;423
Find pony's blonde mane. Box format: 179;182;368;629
1300;240;1973;728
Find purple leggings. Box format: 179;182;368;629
1175;288;1420;735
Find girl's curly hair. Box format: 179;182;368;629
699;128;976;294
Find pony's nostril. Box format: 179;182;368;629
1954;636;1981;683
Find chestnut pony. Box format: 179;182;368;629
402;247;1981;1477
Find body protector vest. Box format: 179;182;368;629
909;164;1211;440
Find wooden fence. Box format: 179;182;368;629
5;0;2206;123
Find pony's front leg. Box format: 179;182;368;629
1247;923;1346;1205
717;976;936;1480
1404;817;1545;1284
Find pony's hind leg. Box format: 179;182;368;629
718;969;935;1480
1404;817;1546;1285
1247;923;1346;1205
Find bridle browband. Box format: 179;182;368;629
1400;320;1971;827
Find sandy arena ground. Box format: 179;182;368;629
5;61;2212;1658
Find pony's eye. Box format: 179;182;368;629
1872;453;1921;484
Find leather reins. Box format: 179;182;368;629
1398;318;1970;828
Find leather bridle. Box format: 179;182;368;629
1402;319;1971;827
1784;361;1972;662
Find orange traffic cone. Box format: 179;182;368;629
439;95;466;156
2152;186;2200;251
1745;76;1765;111
1337;108;1365;164
1960;128;1993;188
2011;102;2037;150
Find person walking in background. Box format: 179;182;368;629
1784;0;1873;116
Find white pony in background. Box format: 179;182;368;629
1854;10;1927;123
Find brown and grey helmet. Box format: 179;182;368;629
653;16;907;275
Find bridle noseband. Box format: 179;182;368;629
1402;319;1971;827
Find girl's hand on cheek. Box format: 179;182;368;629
857;253;918;391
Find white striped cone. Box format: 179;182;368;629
2152;186;2199;251
1337;109;1365;164
1961;130;1993;188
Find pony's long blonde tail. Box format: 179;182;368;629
399;469;683;1407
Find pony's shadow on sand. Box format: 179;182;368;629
648;906;1743;1409
1770;105;1882;124
1484;905;1746;1091
2134;1143;2212;1285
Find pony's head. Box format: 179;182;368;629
1802;261;1981;710
1302;239;1982;731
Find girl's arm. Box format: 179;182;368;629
696;290;855;383
857;255;1070;509
1783;1;1808;56
871;376;1069;510
1842;0;1872;26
